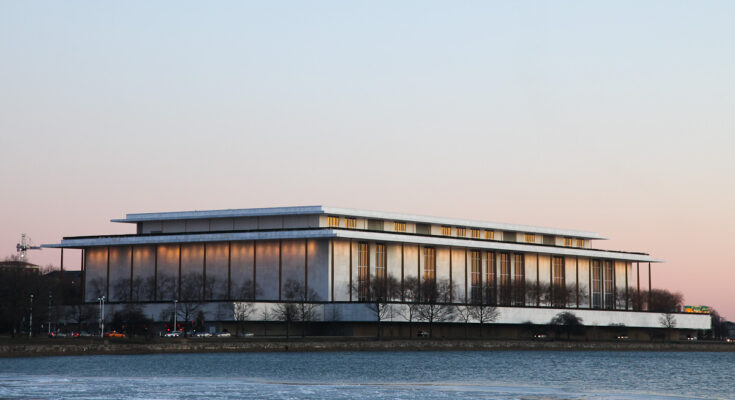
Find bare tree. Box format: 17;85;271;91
156;274;177;301
87;278;106;300
416;279;454;337
398;277;421;338
648;289;683;312
454;304;472;338
659;312;676;341
236;279;262;301
352;275;401;339
234;301;255;336
66;303;95;332
273;302;297;339
112;278;131;302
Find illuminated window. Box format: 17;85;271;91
441;226;451;236
499;253;511;305
470;250;481;303
592;260;602;309
376;244;386;280
514;254;525;306
345;218;356;229
525;234;535;243
423;247;436;284
328;216;339;228
486;252;497;305
470;229;480;239
576;239;585;248
604;261;614;309
358;242;369;301
375;244;386;299
564;238;573;247
456;227;466;237
552;256;565;307
485;231;494;240
394;222;406;232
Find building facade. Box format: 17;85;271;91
44;206;710;330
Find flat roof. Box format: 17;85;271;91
110;205;603;240
42;229;658;262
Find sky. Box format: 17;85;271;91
1;1;733;319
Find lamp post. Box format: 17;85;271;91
29;294;33;339
97;296;105;338
173;300;178;334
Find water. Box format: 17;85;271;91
0;351;733;399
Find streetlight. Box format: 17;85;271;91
173;300;178;333
97;296;105;338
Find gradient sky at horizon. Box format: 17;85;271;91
2;1;734;318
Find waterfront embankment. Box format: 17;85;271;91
1;337;734;357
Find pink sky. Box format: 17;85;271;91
1;2;734;319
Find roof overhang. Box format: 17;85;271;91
43;229;659;263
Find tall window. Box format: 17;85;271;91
456;227;466;237
470;229;480;239
485;231;494;240
328;216;339;227
525;234;535;243
564;238;573;247
394;222;406;232
499;253;511;305
358;242;369;301
470;250;481;303
552;256;565;307
575;239;585;248
345;218;357;229
604;260;614;309
423;247;436;285
513;254;525;305
441;226;451;236
486;252;497;305
375;244;386;299
592;260;602;309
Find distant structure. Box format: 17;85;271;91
0;259;40;273
16;233;41;260
44;206;710;333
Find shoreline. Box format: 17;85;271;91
1;338;734;357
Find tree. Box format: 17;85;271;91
353;274;401;339
415;279;454;337
710;309;729;340
67;303;95;332
275;279;320;338
234;301;255;336
397;277;421;338
659;312;676;341
648;289;683;312
236;279;262;301
549;311;584;340
454;305;472;338
469;288;500;339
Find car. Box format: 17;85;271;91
533;333;552;341
216;331;232;337
616;335;630;340
164;330;182;337
416;329;430;337
104;331;126;338
194;332;213;338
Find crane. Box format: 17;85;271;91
16;233;42;260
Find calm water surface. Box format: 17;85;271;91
0;351;732;399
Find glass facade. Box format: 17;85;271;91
470;250;481;303
358;242;369;301
604;260;614;309
499;253;511;306
592;260;602;309
513;253;525;306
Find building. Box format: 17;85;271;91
0;260;40;273
43;206;710;333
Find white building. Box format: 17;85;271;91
44;206;709;330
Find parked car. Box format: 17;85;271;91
164;330;182;337
416;329;430;337
240;331;254;337
533;333;552;341
216;331;232;337
104;331;126;338
194;332;213;338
